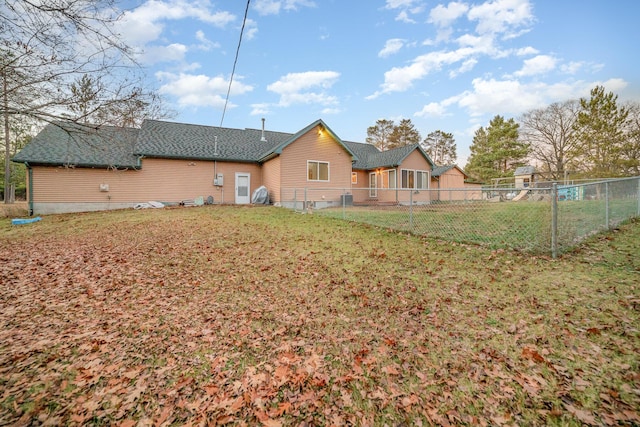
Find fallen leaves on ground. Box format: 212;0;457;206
1;207;639;425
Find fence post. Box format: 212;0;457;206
637;177;640;216
409;190;414;230
605;181;610;229
293;189;297;211
304;188;308;213
551;183;558;259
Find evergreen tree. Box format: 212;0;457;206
366;119;395;151
465;127;493;182
421;130;457;165
465;115;528;182
572;86;629;177
388;118;421;149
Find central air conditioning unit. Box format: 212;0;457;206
213;173;224;186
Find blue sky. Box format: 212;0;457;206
116;0;640;166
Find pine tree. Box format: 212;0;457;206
366;119;395;151
572;86;629;177
465;116;528;182
421;130;457;165
388;118;421;149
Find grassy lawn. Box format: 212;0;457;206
318;198;640;254
1;206;639;426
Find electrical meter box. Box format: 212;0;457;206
213;173;224;186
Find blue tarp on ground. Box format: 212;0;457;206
12;217;42;225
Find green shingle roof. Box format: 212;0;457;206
344;141;434;170
12;122;140;168
431;165;469;178
14;119;432;172
136;119;292;162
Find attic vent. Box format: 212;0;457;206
260;118;267;142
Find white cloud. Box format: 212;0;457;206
378;39;405;58
467;0;534;36
396;11;416;24
515;46;538;56
428;2;469;27
141;43;188;64
385;0;419;8
560;61;604;75
415;102;448;117
385;0;425;23
244;19;259;40
455;33;498;55
253;0;316;16
250;103;271;116
267;71;340;107
367;47;479;98
268;71;339;94
118;0;236;46
561;61;584;75
514;54;557;77
321;107;342;115
449;58;478;77
442;77;629;118
370;0;536;98
156;72;253;108
194;30;220;51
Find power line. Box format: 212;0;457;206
219;0;251;128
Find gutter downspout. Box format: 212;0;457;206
25;162;33;216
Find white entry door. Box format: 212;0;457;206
235;173;251;204
369;172;377;198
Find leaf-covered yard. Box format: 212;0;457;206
1;206;639;426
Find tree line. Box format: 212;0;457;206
367;86;640;182
366;119;458;166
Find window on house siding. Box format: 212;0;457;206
416;171;429;189
351;172;357;184
386;169;396;189
308;161;329;181
401;169;414;189
401;169;428;189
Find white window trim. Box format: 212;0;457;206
401;169;429;189
416;170;429;189
383;169;396;189
307;160;330;182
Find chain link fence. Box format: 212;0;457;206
280;176;640;256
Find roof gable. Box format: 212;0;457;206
431;164;468;178
514;165;535;176
260;119;358;161
345;142;434;170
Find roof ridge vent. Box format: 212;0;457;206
260;118;267;142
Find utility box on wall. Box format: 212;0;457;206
99;183;109;192
213;173;224;186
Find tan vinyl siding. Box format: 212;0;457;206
262;157;281;203
31;158;262;205
400;150;431;171
434;168;465;189
397;150;432;204
279;126;353;203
